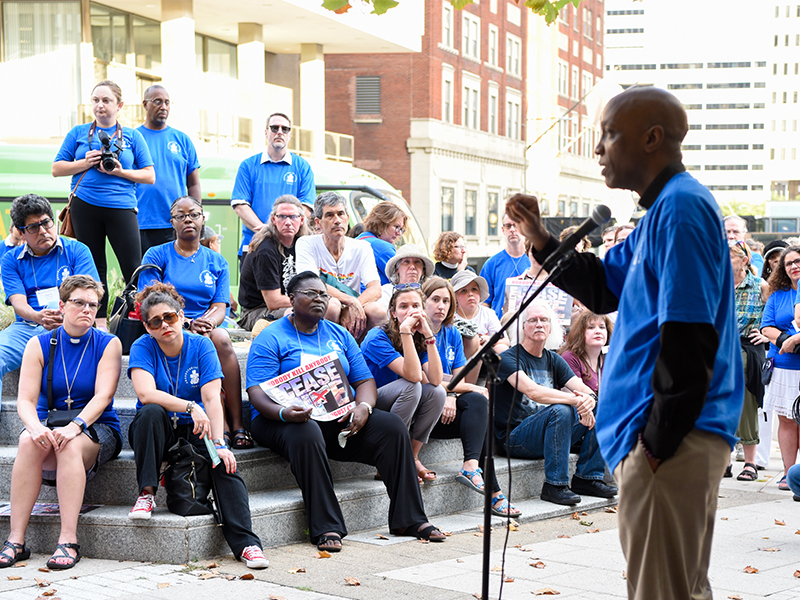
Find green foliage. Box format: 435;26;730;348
107;268;124;306
321;0;400;15
321;0;587;22
0;283;13;331
720;200;766;218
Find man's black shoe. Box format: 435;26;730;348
540;482;581;506
570;477;618;498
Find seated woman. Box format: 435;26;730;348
1;275;122;570
246;271;447;550
433;232;474;280
356;201;407;286
138;196;252;449
361;287;446;482
126;283;268;568
451;270;509;384
558;311;613;395
423;277;520;518
379;244;434;309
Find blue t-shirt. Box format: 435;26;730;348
356;232;395;286
762;288;800;370
360;327;428;389
36;327;120;433
480;250;531;318
246;317;373;421
231;152;316;254
128;332;223;423
138;243;230;319
599;172;743;471
53;123;153;209
0;240;19;263
436;325;466;375
1;239;99;321
135;126;200;229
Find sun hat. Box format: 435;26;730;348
450;270;490;303
384;244;435;281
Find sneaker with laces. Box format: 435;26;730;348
239;545;269;569
128;493;156;520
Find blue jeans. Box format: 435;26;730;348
505;403;605;487
787;463;800;495
0;320;45;406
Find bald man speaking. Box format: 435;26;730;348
507;88;743;600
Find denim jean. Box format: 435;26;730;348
0;320;45;409
787;463;800;496
505;403;605;487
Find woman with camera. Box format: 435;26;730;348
52;80;155;325
0;276;121;570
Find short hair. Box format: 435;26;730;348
745;238;763;254
286;270;322;295
421;276;456;327
559;225;591;251
523;300;564;350
59;275;104;303
614;223;635;243
136;282;185;323
363;202;407;238
314;191;346;220
171;196;203;212
10;194;53;229
93;80;123;103
433;232;463;262
603;225;619;236
724;214;747;233
143;84;167;99
267;112;291;126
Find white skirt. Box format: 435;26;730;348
764;367;800;418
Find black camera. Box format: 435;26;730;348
97;130;121;171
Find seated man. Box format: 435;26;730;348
0;194;99;402
295;192;384;339
495;300;617;506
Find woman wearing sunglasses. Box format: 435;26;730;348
356;201;408;286
361;286;446;483
1;276;121;570
246;271;447;549
137;196;252;449
126;282;268;568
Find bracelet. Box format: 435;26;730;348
358;403;373;415
279;407;287;422
71;417;87;432
186;401;195;414
424;337;436;345
214;443;228;450
400;331;413;335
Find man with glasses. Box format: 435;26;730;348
0;194;99;409
494;301;615;506
231;113;315;262
136;85;201;253
480;214;530;319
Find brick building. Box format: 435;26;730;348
326;0;527;262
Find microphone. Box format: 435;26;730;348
541;205;612;271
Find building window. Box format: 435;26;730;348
462;73;480;129
488;26;499;67
462;13;480;61
583;72;593;100
487;191;499;236
507;89;522;140
465;189;477;236
442;2;453;48
571;66;579;99
442;67;454;123
569;200;578;216
488;85;499;134
355;76;381;115
441;187;455;232
506;34;522;77
558;61;569;96
196;34;238;78
557;199;566;216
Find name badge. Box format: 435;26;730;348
36;287;60;310
300;352;322;366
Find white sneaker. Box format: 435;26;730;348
239;545;269;569
128;493;156;520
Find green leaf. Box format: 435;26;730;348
321;0;350;11
450;0;475;9
371;0;400;14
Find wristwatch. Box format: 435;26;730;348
212;438;228;449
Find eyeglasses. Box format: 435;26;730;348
20;218;55;235
171;212;203;222
393;225;406;235
394;283;421;291
145;98;170;107
274;214;302;221
785;259;800;269
293;290;330;301
453;245;466;250
269;125;291;134
502;222;517;230
525;317;551;324
66;298;100;311
144;311;181;329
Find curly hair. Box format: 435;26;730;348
558;311;613;385
136;282;185;322
383;288;428;355
766;245;800;298
433;231;463;262
363;202;407;238
10;194;53;229
421;277;456;328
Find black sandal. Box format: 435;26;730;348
0;540;29;568
737;462;759;481
232;429;254;449
316;533;343;553
395;523;446;542
46;543;81;570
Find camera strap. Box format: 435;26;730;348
88;121;122;149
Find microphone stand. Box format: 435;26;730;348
447;251;576;600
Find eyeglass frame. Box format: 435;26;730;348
268;125;292;134
170;212;204;222
144;311;181;330
292;290;330;301
65;298;100;311
19;217;55;235
145;98;170;107
525;316;551;324
274;214;303;222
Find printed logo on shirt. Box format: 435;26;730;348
326;339;343;354
199;271;216;287
319;268;355;284
283;172;296;185
167;141;181;155
185;367;201;387
58;266;71;283
446;346;456;363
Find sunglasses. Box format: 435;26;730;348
144;311;181;329
269;125;291;134
20;217;55;235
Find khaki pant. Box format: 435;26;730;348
614;429;730;600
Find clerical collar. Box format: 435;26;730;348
638;162;686;210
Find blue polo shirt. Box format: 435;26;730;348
598;172;743;471
53;123;153;209
128;332;223;423
231;151;315;254
246;317;373;421
138;243;230;319
435;325;466;375
480;250;531;318
135;126;200;229
1;238;99;320
360;327;428;389
356;232;395;286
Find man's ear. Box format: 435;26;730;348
643;125;665;154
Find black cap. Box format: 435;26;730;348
763;239;788;260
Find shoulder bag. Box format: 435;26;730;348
161;438;222;523
108;263;163;355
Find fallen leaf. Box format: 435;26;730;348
728;595;742;600
557;534;570;539
375;534;388;540
720;517;728;521
605;506;618;514
457;559;465;563
35;597;60;600
743;565;759;574
206;562;219;568
287;568;305;574
38;568;51;573
473;594;481;600
269;596;286;600
35;578;49;587
760;547;780;552
7;575;21;580
14;563;26;568
571;512;580;520
532;588;561;595
622;571;627;579
157;583;171;589
443;531;453;536
581;511;588;516
315;551;331;559
478;525;485;533
794;570;800;578
775;519;786;526
508;523;519;531
505;576;515;583
579;520;593;527
513;543;522;548
345;577;360;586
763;536;770;539
588;528;600;533
520;547;534;552
198;574;218;580
41;591;57;597
531;561;546;569
491;565;503;572
224;575;236;581
474;533;483;537
240;573;255;580
417;539;429;544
